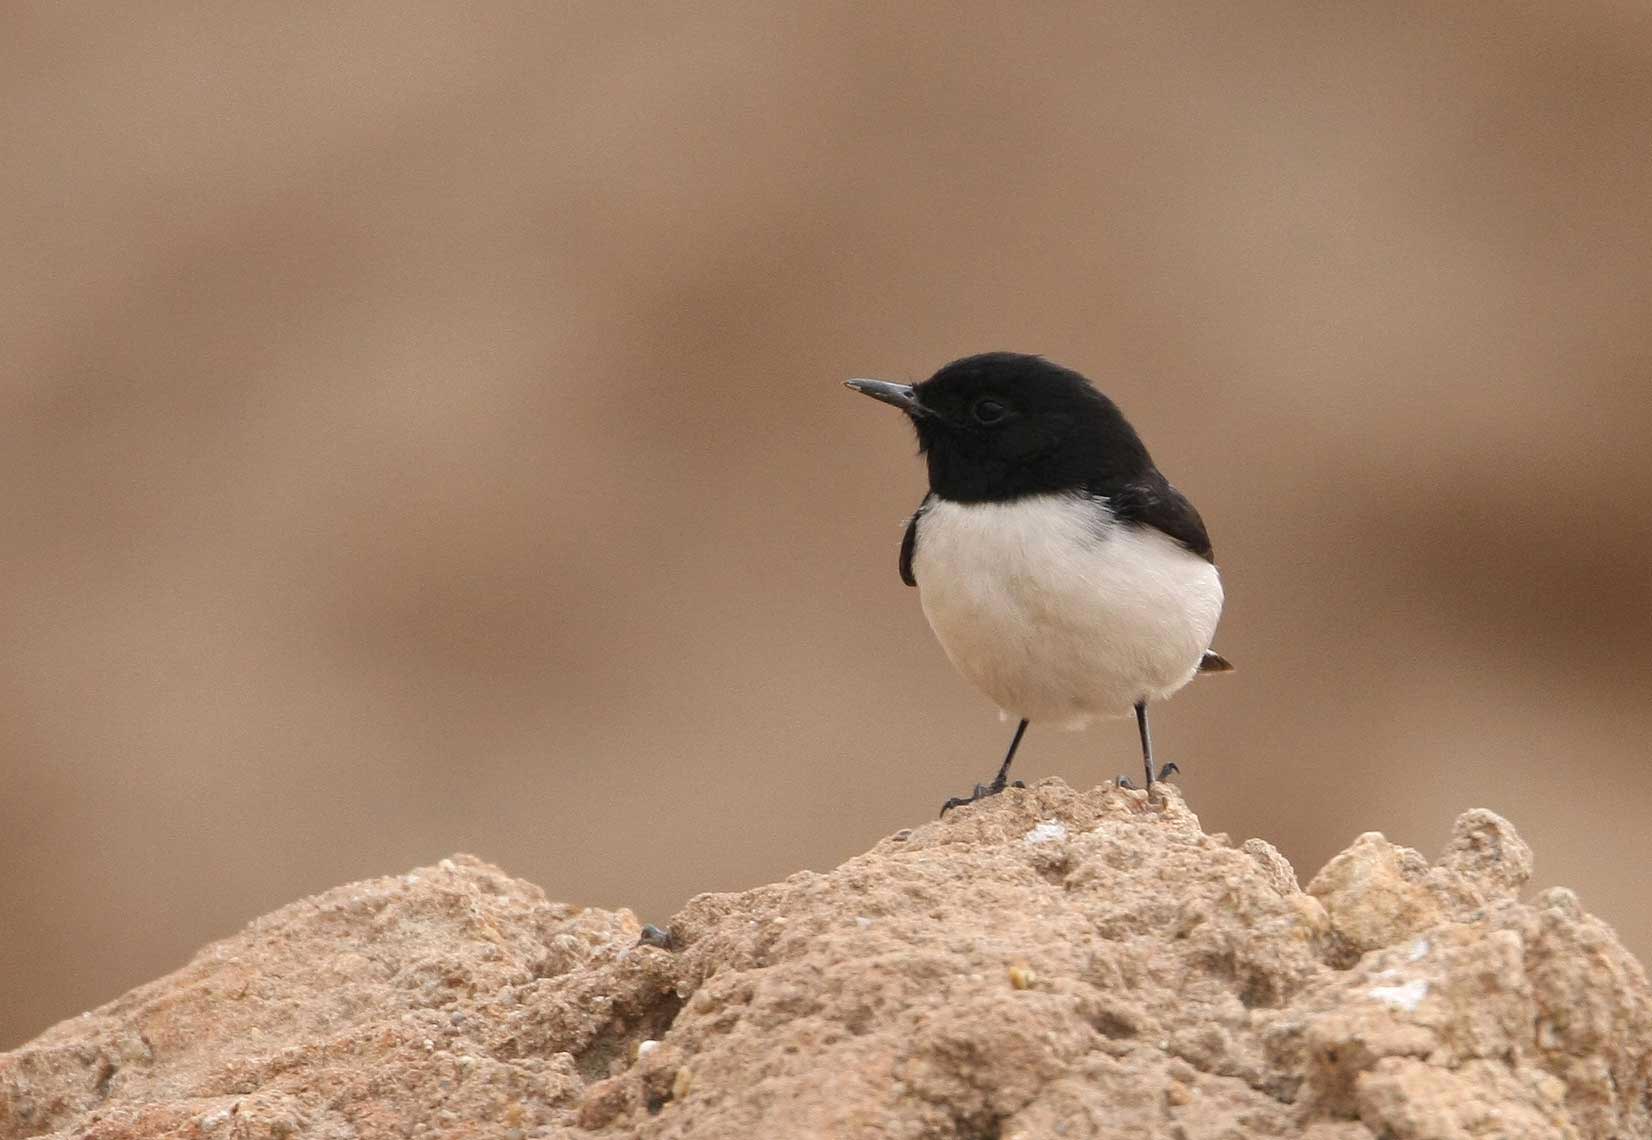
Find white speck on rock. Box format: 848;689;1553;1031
1368;978;1429;1012
200;1109;229;1131
1023;821;1068;845
1408;937;1431;961
637;1039;660;1058
855;916;873;929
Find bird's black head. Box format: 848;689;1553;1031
847;352;1153;503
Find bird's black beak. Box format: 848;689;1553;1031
845;378;924;417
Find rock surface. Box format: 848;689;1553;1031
3;782;1648;1139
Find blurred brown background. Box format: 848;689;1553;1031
4;2;1651;1048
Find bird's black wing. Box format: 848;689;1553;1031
1107;472;1214;563
899;494;932;587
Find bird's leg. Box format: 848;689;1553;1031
1136;700;1153;788
940;719;1030;816
988;717;1029;793
1118;701;1180;789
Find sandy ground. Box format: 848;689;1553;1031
2;781;1646;1139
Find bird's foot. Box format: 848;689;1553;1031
1117;762;1180;791
939;778;1026;817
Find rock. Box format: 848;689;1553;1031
1307;832;1443;961
1438;807;1535;901
1;783;1647;1139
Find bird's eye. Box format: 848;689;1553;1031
971;398;1008;424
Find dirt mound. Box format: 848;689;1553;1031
3;782;1648;1139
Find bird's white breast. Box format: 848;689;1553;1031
910;493;1223;728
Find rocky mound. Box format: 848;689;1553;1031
2;781;1647;1139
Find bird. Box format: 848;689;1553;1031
845;352;1232;814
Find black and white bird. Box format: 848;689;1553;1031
846;352;1232;814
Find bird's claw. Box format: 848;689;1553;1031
1117;763;1180;791
939;778;1026;817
